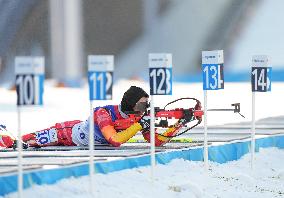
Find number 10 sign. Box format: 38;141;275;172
202;50;224;90
15;56;45;106
149;53;172;95
88;55;114;100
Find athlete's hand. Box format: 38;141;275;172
194;101;202;121
179;109;193;125
138;115;151;131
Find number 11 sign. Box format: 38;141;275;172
87;55;114;193
88;55;114;100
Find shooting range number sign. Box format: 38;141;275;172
202;64;224;90
251;56;271;92
15;57;45;106
88;55;114;100
149;54;172;95
202;50;224;90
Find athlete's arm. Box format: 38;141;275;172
141;121;183;146
94;108;142;147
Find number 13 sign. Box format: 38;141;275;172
149;53;172;95
88;55;114;100
202;50;224;90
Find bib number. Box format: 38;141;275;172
35;128;58;145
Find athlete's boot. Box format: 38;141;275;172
0;124;16;148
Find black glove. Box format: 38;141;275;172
12;140;29;150
179;109;193;125
138;115;151;131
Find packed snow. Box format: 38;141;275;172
2;147;284;198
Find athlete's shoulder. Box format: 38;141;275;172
95;108;109;115
94;104;116;111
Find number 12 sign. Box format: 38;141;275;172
15;57;45;106
251;55;272;92
202;50;224;90
149;53;172;95
88;55;114;100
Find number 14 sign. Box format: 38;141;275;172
251;55;272;92
202;50;224;90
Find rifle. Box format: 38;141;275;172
114;97;244;138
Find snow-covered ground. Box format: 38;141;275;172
1;79;284;135
2;147;284;198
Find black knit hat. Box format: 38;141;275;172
121;86;149;112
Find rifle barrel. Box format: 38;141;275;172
207;109;235;111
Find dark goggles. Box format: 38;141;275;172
135;101;150;112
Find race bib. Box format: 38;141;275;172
35;128;58;145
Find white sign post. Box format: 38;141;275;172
15;56;45;198
87;55;114;194
149;53;172;180
202;50;224;170
251;55;271;169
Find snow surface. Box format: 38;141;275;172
2;147;284;198
1;79;284;135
